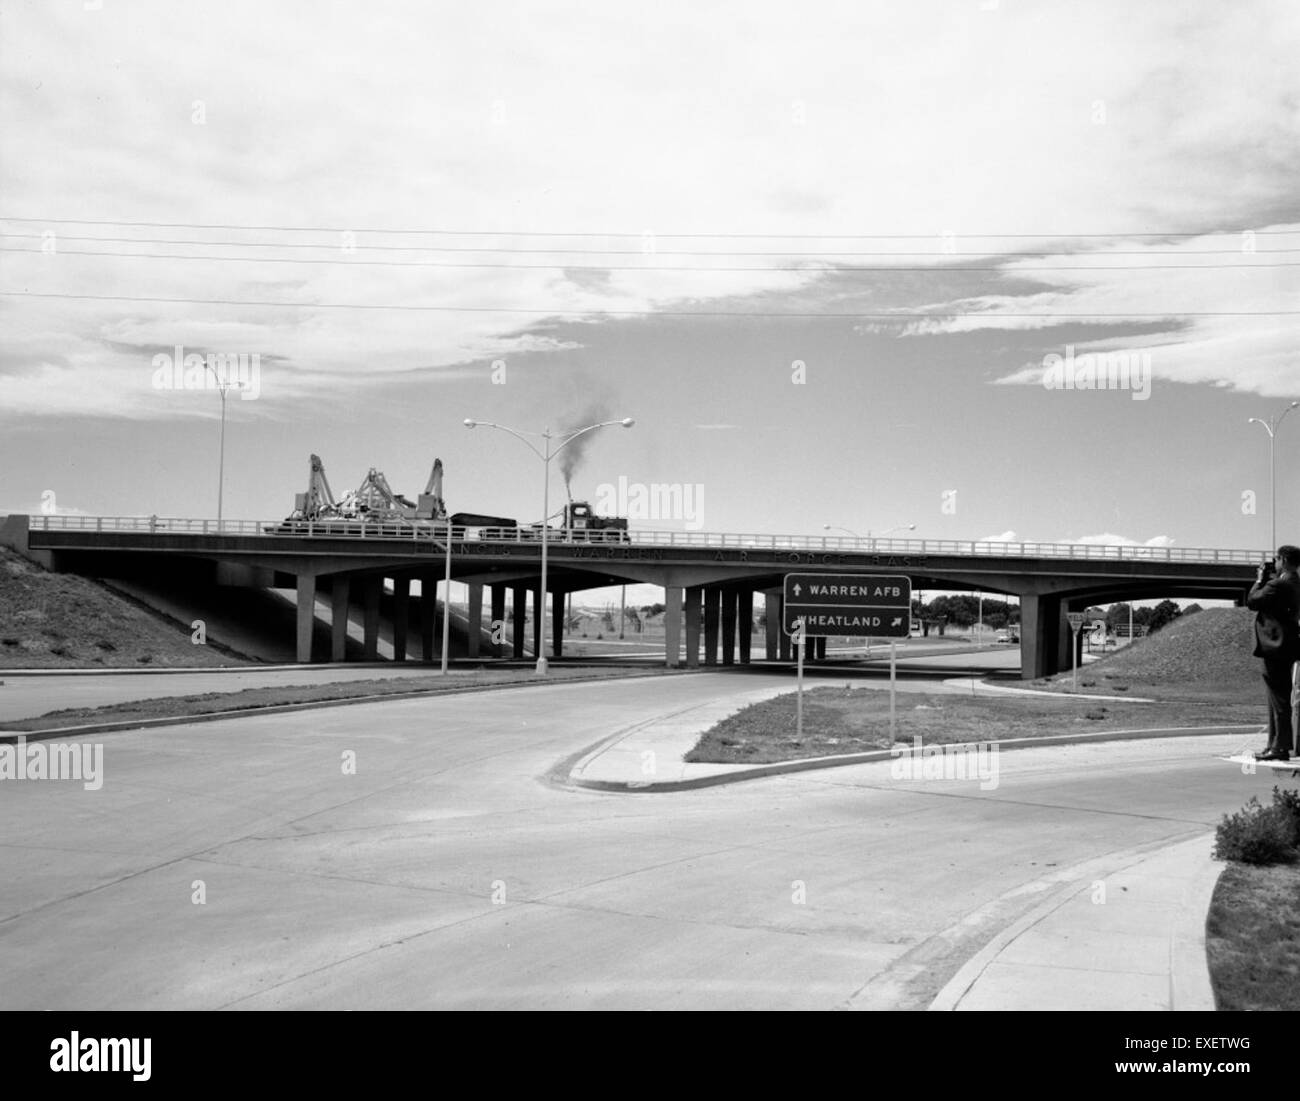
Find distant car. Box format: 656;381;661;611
995;633;1010;643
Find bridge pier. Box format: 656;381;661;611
738;589;753;664
664;586;683;667
415;575;431;662
685;586;702;668
765;592;781;660
552;589;564;659
490;585;506;657
1020;591;1064;679
703;587;720;664
532;585;543;659
391;577;410;662
467;583;483;659
814;637;826;661
295;573;316;662
330;576;350;662
511;586;526;659
362;577;381;661
721;588;737;665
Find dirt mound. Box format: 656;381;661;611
0;547;251;668
1065;607;1264;701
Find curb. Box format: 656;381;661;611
567;725;1262;793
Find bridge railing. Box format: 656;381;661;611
25;515;1266;564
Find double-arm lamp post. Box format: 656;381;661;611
464;417;634;673
1248;401;1299;551
204;364;245;532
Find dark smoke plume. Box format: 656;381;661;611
558;402;612;492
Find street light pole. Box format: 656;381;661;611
1248;401;1299;551
465;416;634;674
204;365;243;532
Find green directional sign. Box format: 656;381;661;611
783;573;912;637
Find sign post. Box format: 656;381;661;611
1067;611;1085;692
792;617;806;740
784;573;912;743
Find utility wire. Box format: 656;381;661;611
4;290;1295;317
2;232;1292;257
5;246;1297;272
1;215;1295;239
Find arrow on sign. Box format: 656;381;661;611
891;616;902;627
793;583;802;597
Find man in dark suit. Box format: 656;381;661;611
1246;544;1300;761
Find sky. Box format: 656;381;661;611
2;0;1299;586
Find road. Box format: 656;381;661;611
0;673;1258;1010
0;640;1019;723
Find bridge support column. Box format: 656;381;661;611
721;589;737;666
703;587;720;665
467;583;483;659
552;589;564;659
490;585;506;657
295;573;316;663
330;577;350;662
765;593;781;660
420;575;437;662
532;586;543;659
684;586;702;668
814;636;826;661
512;586;527;659
738;589;753;664
664;586;683;667
1020;592;1063;679
392;577;410;662
362;577;381;661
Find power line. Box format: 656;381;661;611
1;215;1296;239
5;289;1296;317
6;246;1297;273
3;232;1293;257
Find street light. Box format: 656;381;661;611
1247;401;1299;550
464;416;634;674
204;364;245;532
822;522;915;544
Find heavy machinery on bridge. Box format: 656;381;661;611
523;500;629;543
287;454;447;526
281;455;626;540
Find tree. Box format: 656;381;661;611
1183;603;1203;616
1146;599;1181;634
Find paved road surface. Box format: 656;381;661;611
0;673;1258;1010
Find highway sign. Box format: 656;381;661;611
783;573;911;637
1067;612;1086;631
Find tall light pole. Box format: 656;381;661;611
1248;401;1299;551
204;364;244;531
465;416;634;674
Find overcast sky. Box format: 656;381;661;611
2;0;1298;563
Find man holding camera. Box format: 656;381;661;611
1246;545;1300;761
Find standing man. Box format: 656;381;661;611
1246;544;1300;761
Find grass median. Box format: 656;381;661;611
1206;860;1300;1011
685;685;1260;764
0;665;684;733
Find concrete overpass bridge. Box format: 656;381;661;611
3;514;1264;678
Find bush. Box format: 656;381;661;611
1214;790;1300;865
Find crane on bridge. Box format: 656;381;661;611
288;454;447;525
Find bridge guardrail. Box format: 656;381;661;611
24;514;1266;565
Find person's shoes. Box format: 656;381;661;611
1254;747;1276;759
1257;749;1291;762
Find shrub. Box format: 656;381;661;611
1272;785;1300;842
1213;794;1299;865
